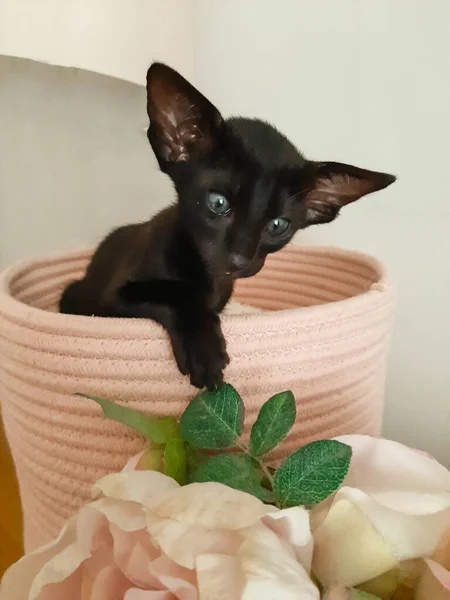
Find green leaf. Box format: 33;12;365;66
180;384;244;449
249;391;296;457
273;440;352;507
77;394;180;444
193;453;274;503
164;439;187;485
185;445;209;483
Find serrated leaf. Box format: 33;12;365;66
180;384;244;449
193;454;274;502
274;440;352;507
78;394;180;443
250;391;296;457
185;445;209;483
164;439;187;485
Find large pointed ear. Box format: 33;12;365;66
303;162;396;226
146;63;223;166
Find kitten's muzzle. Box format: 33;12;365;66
228;254;265;279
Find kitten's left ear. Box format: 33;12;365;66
303;162;396;226
146;62;223;167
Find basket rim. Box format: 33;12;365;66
0;244;394;339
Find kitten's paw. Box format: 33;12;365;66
171;314;229;390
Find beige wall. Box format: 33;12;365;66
0;0;194;85
193;0;450;465
0;57;172;268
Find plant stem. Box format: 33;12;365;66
237;442;275;492
259;460;275;490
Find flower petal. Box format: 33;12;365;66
262;507;313;572
90;498;147;532
416;559;450;600
196;554;245;600
313;498;398;587
239;521;320;599
0;519;77;600
335;436;450;513
124;590;179;599
93;471;179;504
123;450;147;472
28;514;93;600
321;588;351;600
146;482;269;530
148;555;198;600
146;515;241;569
433;528;450;569
89;565;132;600
337;486;450;561
109;526;161;588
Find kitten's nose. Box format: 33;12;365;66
229;253;250;272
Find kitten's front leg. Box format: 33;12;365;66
118;280;229;390
171;306;229;390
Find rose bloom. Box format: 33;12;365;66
0;470;318;600
1;435;450;600
312;435;450;599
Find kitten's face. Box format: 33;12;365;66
146;63;396;279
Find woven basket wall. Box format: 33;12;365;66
0;245;395;551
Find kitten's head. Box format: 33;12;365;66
146;63;395;279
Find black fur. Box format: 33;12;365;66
60;62;396;390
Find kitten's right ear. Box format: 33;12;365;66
146;63;223;166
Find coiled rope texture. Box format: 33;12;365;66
0;245;395;551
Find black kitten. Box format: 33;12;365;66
60;62;396;390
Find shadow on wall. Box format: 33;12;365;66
0;56;173;269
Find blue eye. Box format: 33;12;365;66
207;192;231;216
267;217;291;236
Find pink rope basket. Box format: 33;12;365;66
0;245;394;551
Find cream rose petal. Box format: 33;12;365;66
93;471;179;504
196;554;245;600
90;498;148;532
416;559;450;600
321;588;351;600
433;528;450;570
146;482;269;529
148;555;198;600
335;435;450;512
313;498;398;587
145;483;271;570
311;435;450;587
337;486;450;560
29;509;101;600
0;519;77;600
146;515;241;569
239;521;320;599
123;450;147;472
88;564;132;599
124;590;180;599
262;507;313;572
109;526;161;588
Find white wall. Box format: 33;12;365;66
0;0;194;85
0;0;194;265
194;0;450;465
0;57;173;267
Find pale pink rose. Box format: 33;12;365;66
0;471;318;600
312;435;450;592
416;529;450;600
